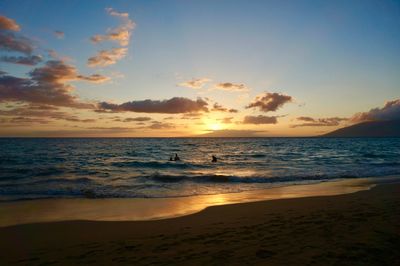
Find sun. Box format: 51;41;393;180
209;123;222;131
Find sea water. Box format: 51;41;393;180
0;137;399;201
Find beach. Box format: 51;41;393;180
1;180;399;265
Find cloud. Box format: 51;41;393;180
211;103;238;113
0;31;34;54
87;48;127;67
0;15;20;31
351;99;400;123
213;82;249;92
0;116;50;125
246;92;293;112
0;55;42;65
105;7;129;18
91;8;135;46
242;115;278;124
181;113;203;119
0;105;96;123
122;117;152;122
77;74;110;83
147;121;175;129
211;103;228;112
200;129;266;137
178;78;210;89
98;97;209;114
54;31;64;39
219;117;234;124
0;60;108;108
291;116;347;127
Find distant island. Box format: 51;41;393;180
322;120;400;137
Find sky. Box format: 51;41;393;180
0;0;399;137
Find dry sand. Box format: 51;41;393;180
0;183;399;265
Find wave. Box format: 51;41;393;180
111;160;198;169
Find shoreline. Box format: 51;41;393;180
0;181;399;265
0;175;399;227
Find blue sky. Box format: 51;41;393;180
1;0;399;136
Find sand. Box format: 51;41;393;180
0;182;399;265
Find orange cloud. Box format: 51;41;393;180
178;78;211;89
0;15;20;31
91;8;135;46
87;48;127;67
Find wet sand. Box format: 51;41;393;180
0;182;399;265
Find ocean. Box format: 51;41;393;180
0;137;399;201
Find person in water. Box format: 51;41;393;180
174;153;180;161
212;155;217;163
169;156;173;161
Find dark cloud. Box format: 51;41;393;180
291;117;347;127
211;103;228;112
0;116;50;125
351;99;400;123
214;82;249;92
0;55;42;65
0;105;96;123
98;97;209;114
211;103;238;113
122;117;152;122
246;92;293;112
0;60;108;108
0;31;34;54
242;115;278;124
0;15;20;31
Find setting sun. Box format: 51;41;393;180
209;123;222;131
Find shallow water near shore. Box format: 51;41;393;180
1;176;399;227
1;137;400;201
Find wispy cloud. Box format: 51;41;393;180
87;48;127;67
178;78;211;89
54;30;65;39
0;55;42;65
242;115;278;124
213;82;249;92
91;8;135;46
291;116;347;127
246;92;292;112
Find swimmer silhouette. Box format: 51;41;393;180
169;156;173;161
212;155;217;163
174;153;180;161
